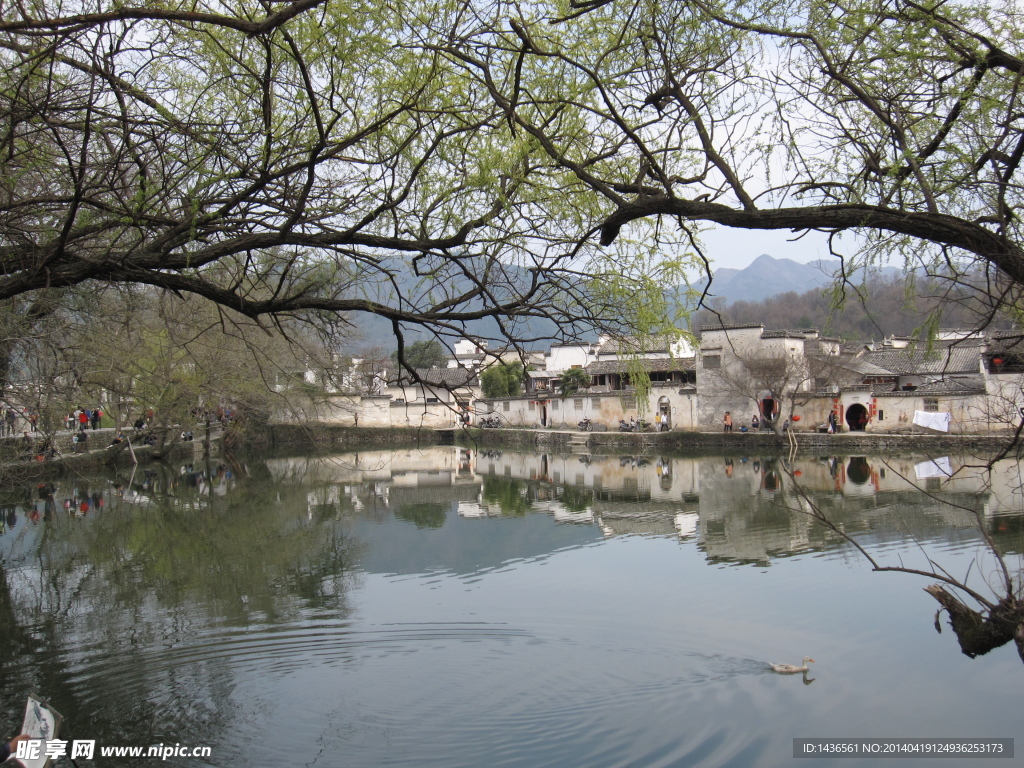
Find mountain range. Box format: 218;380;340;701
700;254;901;304
345;254;905;352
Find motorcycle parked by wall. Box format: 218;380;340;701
479;415;501;428
618;418;652;432
578;418;593;431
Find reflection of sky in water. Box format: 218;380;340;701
0;448;1020;767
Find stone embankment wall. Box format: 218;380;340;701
267;423;1011;455
267;424;447;448
456;427;1012;454
1;434;204;480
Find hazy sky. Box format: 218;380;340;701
700;226;845;270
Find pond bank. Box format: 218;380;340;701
267;424;1013;455
0;427;216;480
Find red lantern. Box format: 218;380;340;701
992;357;1005;365
791;414;801;422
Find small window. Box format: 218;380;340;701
551;400;559;411
923;398;939;412
528;401;535;411
426;397;439;404
503;401;510;412
592;397;601;408
574;398;584;410
877;410;884;421
703;355;721;369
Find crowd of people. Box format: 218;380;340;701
67;407;104;431
0;402;232;458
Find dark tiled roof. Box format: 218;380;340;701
860;343;983;375
761;330;811;339
987;333;1024;354
587;358;696;375
391;367;478;387
872;379;985;397
597;333;689;354
698;323;765;334
827;355;897;376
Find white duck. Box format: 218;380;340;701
770;657;815;674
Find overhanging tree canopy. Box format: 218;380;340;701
425;0;1024;306
0;0;684;371
4;0;1024;363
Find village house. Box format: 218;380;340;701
275;325;1024;434
695;324;1021;434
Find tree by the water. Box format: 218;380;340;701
424;0;1024;321
5;0;1024;378
0;0;687;375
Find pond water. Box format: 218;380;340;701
0;445;1022;767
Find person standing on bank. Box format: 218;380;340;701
723;412;733;432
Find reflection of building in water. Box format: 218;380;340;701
472;451;704;534
266;447;481;521
474;451;701;502
594;500;687;537
697;458;815;564
675;512;699;539
265;446;1024;561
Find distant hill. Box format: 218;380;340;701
707;254;837;302
702;254;901;303
343;253;922;353
339;258;574;354
693;269;1016;339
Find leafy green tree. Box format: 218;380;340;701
392;340;449;370
482;476;531;517
559;368;592;398
423;0;1024;327
8;0;1024;375
0;0;669;364
480;364;524;398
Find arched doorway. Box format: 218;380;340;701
658;397;671;430
845;403;868;431
847;457;871;485
761;397;777;425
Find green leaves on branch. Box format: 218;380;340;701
481;363;524;398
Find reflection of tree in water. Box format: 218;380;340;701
0;455;361;760
557;484;593;514
482;476;531;517
394;502;447;528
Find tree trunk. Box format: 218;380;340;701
925;585;1024;658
